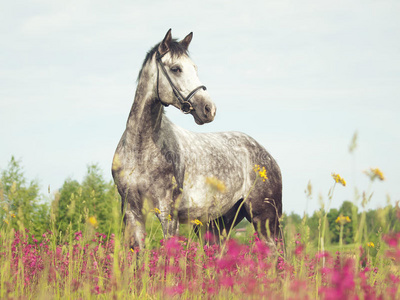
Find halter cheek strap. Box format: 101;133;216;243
156;50;207;114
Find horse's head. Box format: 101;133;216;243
155;29;216;125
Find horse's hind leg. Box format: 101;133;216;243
192;220;217;243
205;199;248;244
244;197;281;247
222;202;248;237
206;217;227;244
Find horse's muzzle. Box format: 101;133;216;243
191;100;216;125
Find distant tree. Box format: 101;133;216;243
339;201;355;218
289;212;302;225
54;164;120;236
33;202;51;234
81;164;118;235
338;201;356;244
281;211;302;228
306;210;322;243
327;208;339;243
55;178;82;234
281;211;303;244
389;204;400;232
0;156;50;239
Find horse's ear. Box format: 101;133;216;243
158;29;172;56
180;32;193;50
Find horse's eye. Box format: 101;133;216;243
171;66;182;73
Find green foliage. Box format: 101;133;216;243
2;155;399;250
281;211;302;228
0;156;50;239
54;164;121;237
338;201;355;244
306;210;321;243
326;208;339;244
54;179;82;234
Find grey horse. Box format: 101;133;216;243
112;29;282;249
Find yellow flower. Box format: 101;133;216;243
205;177;226;193
254;165;268;182
3;219;8;225
153;208;161;214
331;173;346;186
11;213;16;218
88;216;98;228
367;242;375;248
259;168;268;182
191;219;203;226
167;214;172;221
364;168;385;181
335;215;351;225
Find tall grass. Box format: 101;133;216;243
1;177;400;299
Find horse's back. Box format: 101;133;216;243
168;120;279;175
166;119;281;192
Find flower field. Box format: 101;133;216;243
1;157;399;299
1;214;400;299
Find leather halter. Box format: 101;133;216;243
156;50;207;114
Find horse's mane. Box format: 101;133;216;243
137;39;189;82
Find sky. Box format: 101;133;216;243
1;0;399;215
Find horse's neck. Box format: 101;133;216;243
125;77;164;146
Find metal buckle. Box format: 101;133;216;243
180;102;193;114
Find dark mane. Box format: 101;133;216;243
137;39;189;81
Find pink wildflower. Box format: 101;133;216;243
165;283;185;296
295;244;304;256
74;231;82;241
253;240;271;257
319;259;355;299
383;233;400;248
204;231;217;244
220;275;235;288
164;236;181;256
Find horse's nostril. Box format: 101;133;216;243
205;105;211;114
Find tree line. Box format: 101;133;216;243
282;200;400;247
1;156;398;245
0;157;120;241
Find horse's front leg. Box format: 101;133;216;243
157;188;181;238
125;210;146;250
158;210;179;239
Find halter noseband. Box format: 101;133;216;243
156;50;207;114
